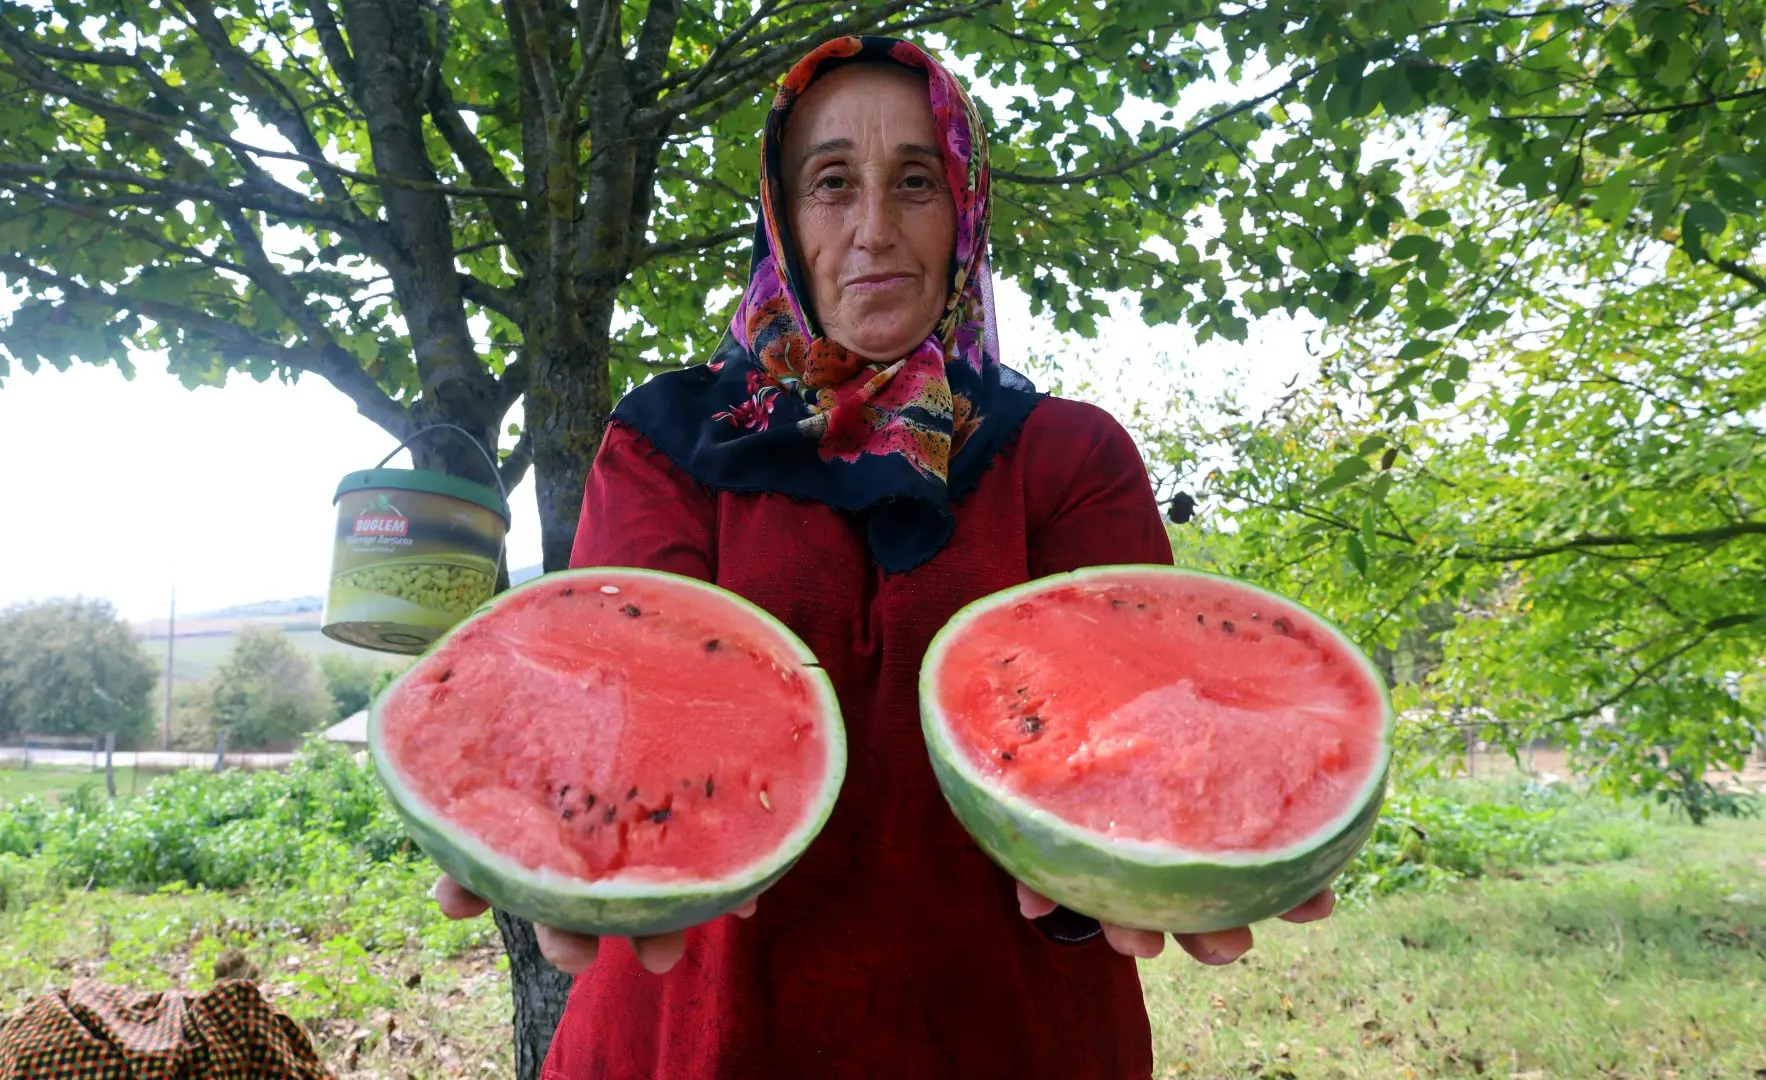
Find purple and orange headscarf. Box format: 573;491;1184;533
611;36;1040;572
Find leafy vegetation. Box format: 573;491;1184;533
207;627;339;750
0;597;159;746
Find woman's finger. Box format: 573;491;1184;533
1173;926;1254;966
631;931;689;974
534;924;601;975
1278;888;1336;924
433;875;491;921
732;898;759;919
1015;881;1058;920
1100;923;1165;959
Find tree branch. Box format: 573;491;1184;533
639;221;753;264
458;271;524;321
302;0;359;99
1502;84;1766;122
0;254;410;433
427;80;534;248
498;429;534;491
0;161;348;226
561;0;618;118
1713;257;1766;296
995;70;1310;186
1460;521;1766;562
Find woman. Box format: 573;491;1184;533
437;36;1333;1079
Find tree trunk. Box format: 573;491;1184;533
494;909;577;1077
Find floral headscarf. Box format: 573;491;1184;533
610;36;1040;573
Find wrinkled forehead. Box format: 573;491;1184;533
779;61;939;171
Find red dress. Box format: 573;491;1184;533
545;396;1174;1080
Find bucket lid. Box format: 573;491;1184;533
334;468;510;524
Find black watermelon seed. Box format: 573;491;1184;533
559;784;571;800
1137;602;1147;609
1273;617;1291;634
622;604;642;617
705;639;720;652
603;806;617;824
626;787;639;800
438;670;454;684
1196;614;1205;625
1110;598;1126;608
562;587;575;597
681;779;691;790
1021;716;1043;734
999;751;1015;761
561;809;574;820
1001;655;1017;666
705;778;715;797
585;793;596;809
648;808;672;824
1222;620;1236;633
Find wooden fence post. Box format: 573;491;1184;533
214;730;227;773
104;732;116;799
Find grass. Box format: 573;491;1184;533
1141;815;1766;1079
0;765;159;805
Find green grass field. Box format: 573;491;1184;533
0;765;168;805
140;624;398;685
1141;815;1766;1079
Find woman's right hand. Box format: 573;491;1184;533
433;873;758;976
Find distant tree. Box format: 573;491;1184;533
0;597;158;746
317;653;391;719
209;627;334;749
167;681;218;751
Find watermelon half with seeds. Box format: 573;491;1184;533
369;568;846;938
920;566;1392;935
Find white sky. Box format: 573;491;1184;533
0;32;1319;622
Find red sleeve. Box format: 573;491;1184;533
1022;399;1174;578
567;421;717;581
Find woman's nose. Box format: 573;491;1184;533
851;185;898;252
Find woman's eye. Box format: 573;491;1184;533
903;174;932;190
816;175;848;191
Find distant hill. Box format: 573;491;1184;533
190;597;323;620
131;564;545;683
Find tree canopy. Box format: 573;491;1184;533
0;597;159;746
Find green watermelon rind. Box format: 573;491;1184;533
368;566;847;939
918;564;1393;935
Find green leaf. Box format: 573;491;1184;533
1430;378;1457;404
1345;533;1369;576
1715;153;1764;184
1413;209;1452;227
1446;355;1470;381
1357;434;1388;456
1399;338;1444;360
1360;502;1378;555
1417;307;1457;331
1390;235;1439;262
1683;201;1727;236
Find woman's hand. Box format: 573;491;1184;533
433;874;758;976
1015;882;1336;964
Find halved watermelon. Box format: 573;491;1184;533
919;566;1391;934
369;568;846;938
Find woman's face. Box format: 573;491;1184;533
782;64;956;363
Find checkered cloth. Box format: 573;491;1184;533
0;979;330;1079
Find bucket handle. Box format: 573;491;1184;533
374;423;511;507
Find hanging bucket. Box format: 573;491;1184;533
321;425;510;654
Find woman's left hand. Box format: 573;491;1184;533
1015;882;1336;964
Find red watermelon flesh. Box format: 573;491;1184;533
376;573;835;885
932;572;1386;854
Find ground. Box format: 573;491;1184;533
2;767;1763;1078
1141;815;1766;1079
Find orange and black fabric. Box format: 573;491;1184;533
0;979;330;1079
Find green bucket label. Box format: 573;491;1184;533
322;487;507;654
